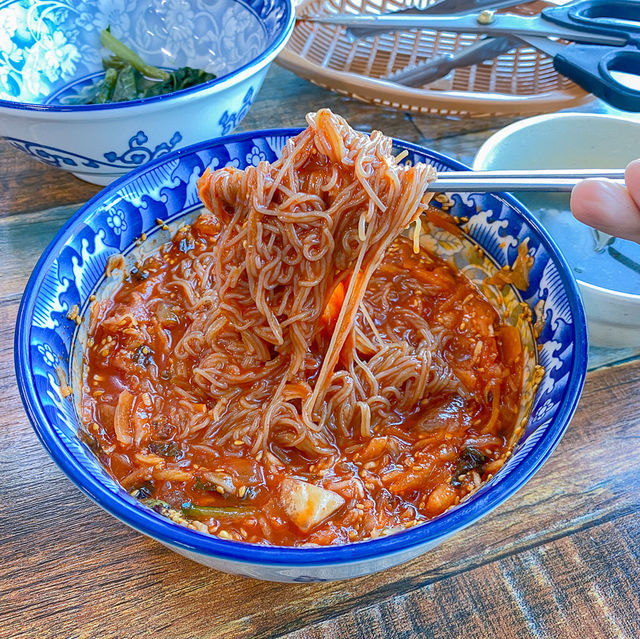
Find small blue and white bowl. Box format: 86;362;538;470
0;0;294;185
15;130;588;582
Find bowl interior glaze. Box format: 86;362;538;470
0;0;288;107
15;130;587;577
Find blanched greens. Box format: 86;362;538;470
82;28;216;104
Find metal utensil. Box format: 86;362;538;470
308;0;640;111
429;168;626;192
312;13;626;45
386;36;517;87
439;169;626;179
347;0;525;39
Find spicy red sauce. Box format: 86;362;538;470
81;222;524;546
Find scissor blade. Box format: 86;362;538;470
306;13;628;46
416;0;527;15
515;34;568;57
387;36;516;87
347;0;525;38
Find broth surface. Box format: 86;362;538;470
82;227;523;546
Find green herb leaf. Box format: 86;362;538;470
141;67;216;98
79;29;216;104
451;447;487;487
86;67;118;104
110;64;140;102
181;503;256;520
148;440;183;460
101;27;169;80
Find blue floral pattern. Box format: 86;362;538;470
16;132;587;581
103;130;182;166
0;0;269;104
246;144;266;166
6;129;183;169
219;87;255;136
106;209;127;235
36;343;57;367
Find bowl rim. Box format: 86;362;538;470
15;129;588;568
473;112;640;303
0;0;295;114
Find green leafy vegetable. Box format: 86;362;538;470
181;503;256;520
451;447;486;487
83;27;216;104
142;67;217;98
102;55;129;72
194;478;219;492
148;440;183;460
101;26;169;80
110;64;139;102
93;67;118;104
142;498;172;512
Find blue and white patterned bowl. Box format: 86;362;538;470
15;130;588;582
0;0;294;185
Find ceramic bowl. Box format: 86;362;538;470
474;113;640;348
16;130;588;582
0;0;294;185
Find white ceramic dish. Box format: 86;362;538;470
0;0;294;185
474;113;640;348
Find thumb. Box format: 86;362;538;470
570;176;640;245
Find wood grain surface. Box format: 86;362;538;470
1;65;639;639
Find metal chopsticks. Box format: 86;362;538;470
427;169;626;192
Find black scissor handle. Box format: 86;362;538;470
543;0;640;45
554;43;640;111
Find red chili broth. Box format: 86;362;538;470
81;220;524;546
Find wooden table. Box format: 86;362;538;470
2;65;639;639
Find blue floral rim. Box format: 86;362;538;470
15;129;588;567
0;0;294;114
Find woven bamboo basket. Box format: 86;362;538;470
278;0;595;117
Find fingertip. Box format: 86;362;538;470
626;159;640;209
570;178;640;243
570;179;608;227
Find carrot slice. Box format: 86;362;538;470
425;208;461;237
499;325;522;365
320;281;346;333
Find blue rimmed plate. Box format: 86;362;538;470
15;130;588;582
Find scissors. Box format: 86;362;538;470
307;0;640;111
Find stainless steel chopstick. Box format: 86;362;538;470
426;169;626;192
428;178;625;192
438;169;626;180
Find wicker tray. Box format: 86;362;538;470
278;0;594;117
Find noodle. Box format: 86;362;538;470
194;109;437;456
81;110;527;546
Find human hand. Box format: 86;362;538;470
570;160;640;244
